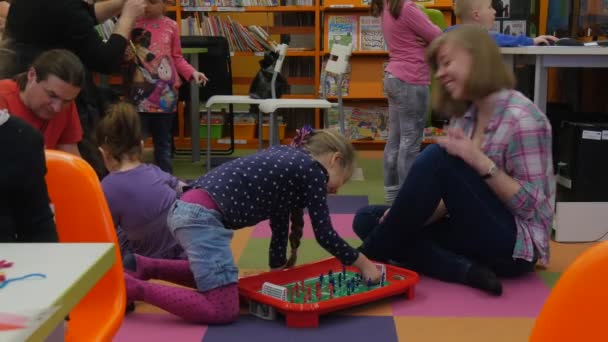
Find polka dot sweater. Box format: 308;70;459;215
191;146;359;268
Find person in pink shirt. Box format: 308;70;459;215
371;0;442;203
125;0;208;174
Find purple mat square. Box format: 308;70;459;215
203;315;398;342
392;273;550;317
251;214;358;239
115;314;207;342
324;195;368;214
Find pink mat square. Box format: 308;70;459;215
115;314;207;342
392;273;550;317
251;214;358;239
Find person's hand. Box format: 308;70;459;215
192;71;208;85
379;208;390;224
0;2;8;34
533;35;558;46
122;0;145;19
353;253;382;284
437;127;486;172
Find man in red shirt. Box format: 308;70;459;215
0;49;84;156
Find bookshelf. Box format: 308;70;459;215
166;1;323;148
319;0;454;145
94;0;453;148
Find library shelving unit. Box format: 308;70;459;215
319;0;454;148
96;0;453;150
168;1;322;149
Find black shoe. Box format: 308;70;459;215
464;264;503;296
126;301;136;314
123;253;137;272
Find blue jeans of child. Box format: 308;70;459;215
140;112;174;174
383;74;429;202
167;200;239;292
356;144;536;283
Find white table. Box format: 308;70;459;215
204;96;265;172
500;46;608;113
501;46;608;242
0;243;115;342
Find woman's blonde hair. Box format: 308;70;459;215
426;25;515;117
285;127;356;268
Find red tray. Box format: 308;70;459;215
238;257;419;328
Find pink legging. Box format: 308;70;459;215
125;254;239;324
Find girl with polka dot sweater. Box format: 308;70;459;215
123;127;382;324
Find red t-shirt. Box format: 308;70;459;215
0;79;82;149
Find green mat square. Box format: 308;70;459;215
537;271;561;289
237;237;362;269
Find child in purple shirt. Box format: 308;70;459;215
96;102;185;260
371;0;442;203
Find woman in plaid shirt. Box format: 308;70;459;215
354;25;554;296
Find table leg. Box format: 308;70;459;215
502;54;514;73
258;110;263;151
190;54;200;163
534;55;548;113
269;111;276;147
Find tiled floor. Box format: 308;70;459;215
115;152;596;341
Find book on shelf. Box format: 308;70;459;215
326;15;358;52
95;17;117;41
180;0;278;6
325;13;390;52
282;0;314;5
359;16;385;51
320;59;351;97
327;105;389;141
180;15;278;52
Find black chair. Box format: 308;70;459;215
176;36;235;160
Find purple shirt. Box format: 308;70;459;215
450;89;555;265
382;1;442;85
101;164;184;259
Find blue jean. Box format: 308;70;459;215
167;200;239;292
383;74;429;202
140;112;174;174
356;144;535;283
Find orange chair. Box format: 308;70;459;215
530;241;608;341
45;150;125;342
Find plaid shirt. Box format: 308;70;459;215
450;89;555;265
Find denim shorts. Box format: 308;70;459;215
167;200;238;292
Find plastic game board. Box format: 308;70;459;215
238;257;419;328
